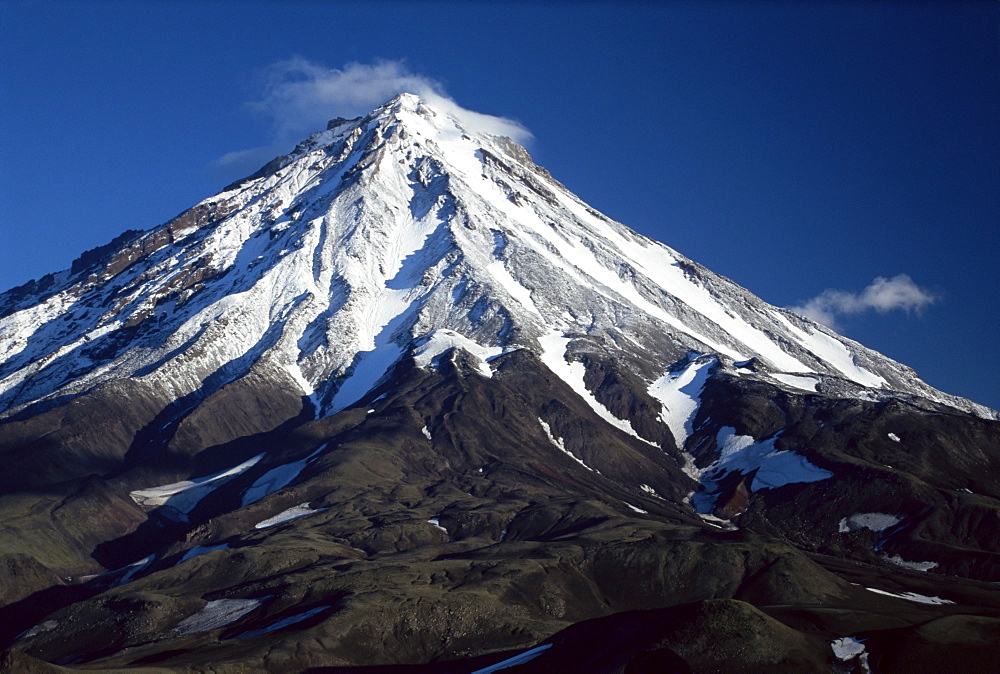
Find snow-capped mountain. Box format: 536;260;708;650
2;95;998;671
0;93;991;425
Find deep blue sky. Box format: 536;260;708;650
1;1;997;410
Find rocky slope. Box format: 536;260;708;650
0;94;997;671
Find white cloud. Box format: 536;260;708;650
789;274;937;330
249;58;531;144
212;146;277;169
208;143;291;187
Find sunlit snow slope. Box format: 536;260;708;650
0;93;993;423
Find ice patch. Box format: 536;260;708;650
838;512;901;533
472;643;553;673
173;598;263;635
130;454;264;520
865;587;953;604
254;503;327;529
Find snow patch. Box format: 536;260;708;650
838;512;901;533
421;425;432;440
427;517;449;535
485;260;542;318
697;512;738;530
831;637;870;672
771;372;819;392
413;329;501;377
648;357;714;459
173;598;263;635
472;643;553;673
831;636;866;660
865;587;953;604
241;444;326;507
774;314;887;389
179;543;230;564
231;605;330;639
691;428;832;514
538;417;592;471
19;620;59;640
254;503;327;529
130;454;264;520
880;554;938;572
327;342;405;414
887;432;901;442
115;554;155;586
538;330;654;445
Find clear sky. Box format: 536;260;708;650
1;1;997;410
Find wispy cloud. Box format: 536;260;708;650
211;145;285;175
789;274;938;330
250;58;531;144
211;58;531;183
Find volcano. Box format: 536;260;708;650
1;94;997;671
